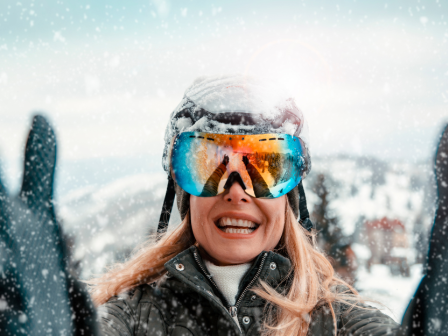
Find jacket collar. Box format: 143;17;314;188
164;246;292;303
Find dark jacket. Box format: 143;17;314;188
98;246;399;335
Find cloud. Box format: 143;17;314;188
0;73;7;85
151;0;170;18
212;6;222;16
53;31;66;43
84;75;101;95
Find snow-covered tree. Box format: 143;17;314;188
311;173;357;283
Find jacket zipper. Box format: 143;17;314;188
231;251;268;315
193;249;268;318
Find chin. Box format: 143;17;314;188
212;247;261;265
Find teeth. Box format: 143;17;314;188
218;217;257;228
217;217;258;234
222;228;253;234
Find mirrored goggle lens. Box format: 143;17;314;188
170;132;306;198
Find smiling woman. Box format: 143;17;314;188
89;75;398;336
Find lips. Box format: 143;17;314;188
215;217;259;234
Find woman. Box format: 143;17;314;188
91;75;398;335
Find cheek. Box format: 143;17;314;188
257;197;286;248
189;196;215;240
266;216;285;249
190;195;214;217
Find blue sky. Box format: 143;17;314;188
0;0;447;195
1;0;445;41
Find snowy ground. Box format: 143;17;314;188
356;264;423;322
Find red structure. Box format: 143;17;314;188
365;217;410;276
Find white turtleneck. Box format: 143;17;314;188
204;260;252;331
204;260;252;306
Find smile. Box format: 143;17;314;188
215;217;259;234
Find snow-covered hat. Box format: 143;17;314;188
162;74;310;173
158;75;313;236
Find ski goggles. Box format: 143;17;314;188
169;132;307;198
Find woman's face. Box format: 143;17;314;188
190;181;286;266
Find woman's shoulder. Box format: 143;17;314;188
308;284;400;336
329;284;400;335
336;302;399;336
98;280;214;336
98;284;168;335
99;282;177;314
101;283;153;306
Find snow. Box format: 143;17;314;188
306;156;433;236
186;75;292;117
0;299;8;311
59;172;168;278
351;243;371;260
56;154;435;322
357;264;423;322
176;117;193;131
391;247;414;259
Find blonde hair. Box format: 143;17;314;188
89;205;359;336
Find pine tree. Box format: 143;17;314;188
311;173;357;283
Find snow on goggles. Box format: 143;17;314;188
170;132;307;198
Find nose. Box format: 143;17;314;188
224;177;250;204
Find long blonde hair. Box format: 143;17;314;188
89;204;358;336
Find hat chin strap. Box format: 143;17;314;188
156;175;176;240
298;181;314;231
156;178;314;240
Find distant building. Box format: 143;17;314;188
365;217;410;276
